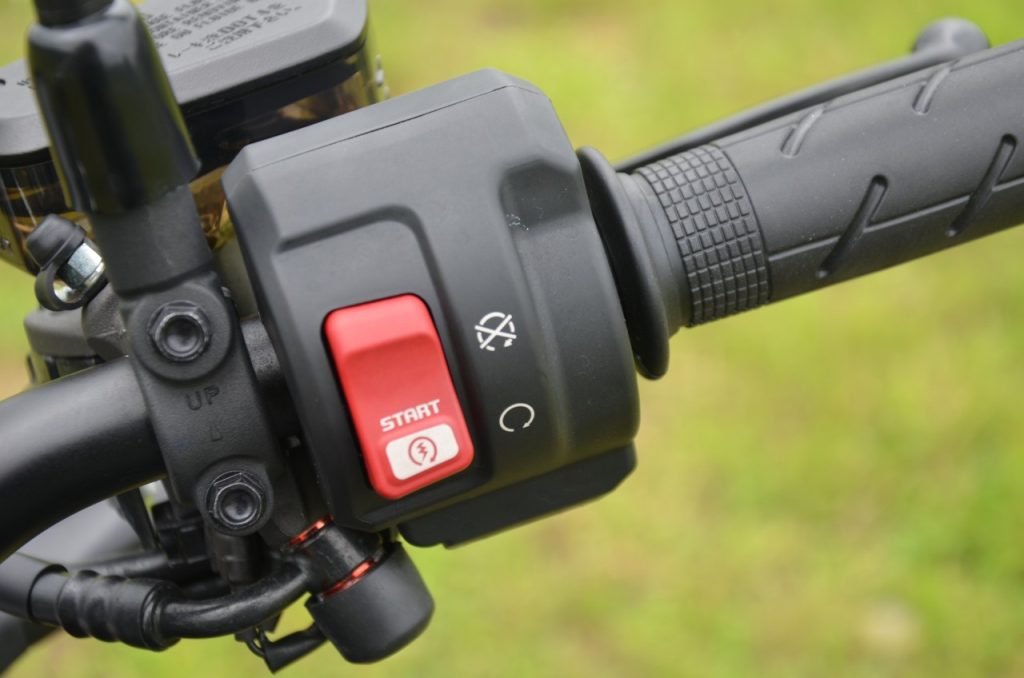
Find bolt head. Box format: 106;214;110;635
206;471;267;534
149;302;211;362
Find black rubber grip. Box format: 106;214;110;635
634;146;771;324
632;40;1024;326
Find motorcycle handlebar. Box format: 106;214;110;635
1;30;1023;669
0;359;164;560
3;35;1024;580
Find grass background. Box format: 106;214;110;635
4;0;1024;675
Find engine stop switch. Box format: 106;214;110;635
324;295;475;499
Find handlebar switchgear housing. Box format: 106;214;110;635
223;70;640;545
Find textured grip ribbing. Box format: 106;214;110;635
635;146;770;324
631;40;1024;326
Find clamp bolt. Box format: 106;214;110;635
206;471;268;534
149;302;211;362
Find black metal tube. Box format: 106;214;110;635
0;553;64;621
0;360;164;560
0;612;50;673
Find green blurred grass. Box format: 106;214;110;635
4;0;1024;675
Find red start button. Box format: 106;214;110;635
324;295;474;499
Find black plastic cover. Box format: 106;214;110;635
223;70;640;544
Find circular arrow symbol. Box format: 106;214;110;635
499;403;536;432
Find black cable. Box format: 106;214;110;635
79;552;171;579
0;554;316;650
179;577;231;600
158;561;314;639
248;624;328;673
79;550;219;588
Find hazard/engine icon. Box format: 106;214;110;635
384;423;460;481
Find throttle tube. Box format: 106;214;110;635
583;41;1024;377
650;40;1024;318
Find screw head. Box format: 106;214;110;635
206;471;267;534
149;302;211;362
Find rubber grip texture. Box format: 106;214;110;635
635;146;770;324
633;40;1024;325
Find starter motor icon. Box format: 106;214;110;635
407;436;439;466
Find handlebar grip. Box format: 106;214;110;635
631;40;1024;326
